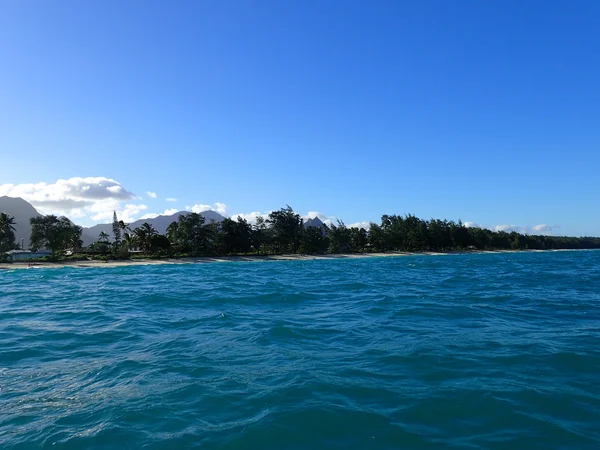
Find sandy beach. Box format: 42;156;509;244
0;250;543;271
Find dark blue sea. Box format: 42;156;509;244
1;251;599;449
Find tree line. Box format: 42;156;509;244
1;207;599;260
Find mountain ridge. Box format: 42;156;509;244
83;209;225;245
0;196;225;248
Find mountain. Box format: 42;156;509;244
304;217;325;228
0;196;42;249
82;209;225;245
0;196;226;248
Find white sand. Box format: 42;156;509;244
0;251;424;270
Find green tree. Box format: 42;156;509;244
349;227;368;252
148;234;171;254
218;218;237;254
300;226;329;254
468;227;492;250
380;215;405;250
0;213;17;252
451;220;472;249
203;220;221;255
251;216;272;254
170;213;208;254
30;215;82;255
122;232;138;251
67;226;83;251
427;219;452;251
267;206;303;253
219;217;252;254
368;222;387;251
133;222;158;252
166;221;179;243
403;214;428;251
112;211;122;247
328;220;352;253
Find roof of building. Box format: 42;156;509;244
5;249;52;255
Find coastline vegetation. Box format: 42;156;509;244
1;207;599;263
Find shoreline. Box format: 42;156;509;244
0;249;587;271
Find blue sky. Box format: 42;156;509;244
1;0;599;235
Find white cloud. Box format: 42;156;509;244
146;191;157;199
107;185;123;194
475;223;559;236
139;208;179;220
214;202;228;216
0;177;141;222
531;224;559;235
450;220;560;236
348;221;371;230
92;203;148;223
493;224;529;234
230;211;270;224
166;197;177;202
187;204;210;213
464;221;481;228
186;202;228;216
0;177;133;210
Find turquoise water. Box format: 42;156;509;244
1;251;599;449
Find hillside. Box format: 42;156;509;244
83;210;225;245
0;196;42;249
0;196;226;248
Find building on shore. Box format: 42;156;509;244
4;250;53;261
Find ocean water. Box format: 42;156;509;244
1;251;599;449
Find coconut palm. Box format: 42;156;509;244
0;213;17;251
133;222;157;252
122;232;138;250
119;220;129;234
0;213;16;233
166;221;179;242
67;226;83;251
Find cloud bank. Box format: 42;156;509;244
186;202;228;216
466;222;559;236
0;177;146;222
231;211;270;224
348;221;371;230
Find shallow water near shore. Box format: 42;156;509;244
1;250;599;449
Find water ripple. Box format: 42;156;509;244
1;251;600;448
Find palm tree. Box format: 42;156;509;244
98;231;110;244
122;232;138;251
133;222;157;252
166;221;179;242
0;213;17;251
141;222;157;236
119;220;129;235
67;226;83;251
0;213;16;233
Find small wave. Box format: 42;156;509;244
1;250;600;448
